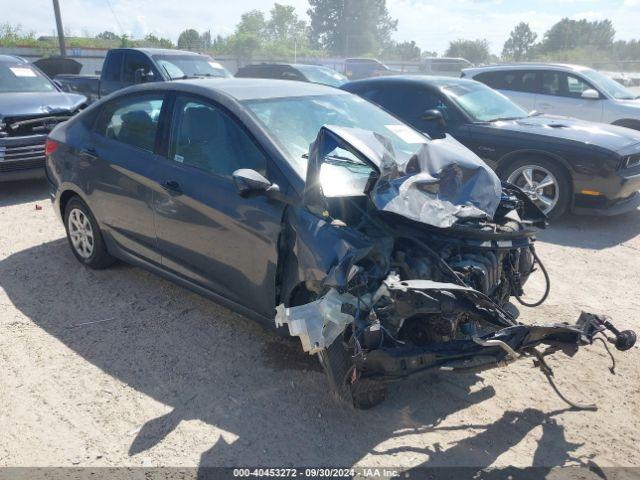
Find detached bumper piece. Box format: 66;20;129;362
358;312;636;379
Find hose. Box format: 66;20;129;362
530;349;598;411
515;245;550;308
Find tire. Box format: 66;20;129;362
63;197;115;269
499;157;571;219
318;340;388;409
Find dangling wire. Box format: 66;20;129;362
530;349;598;411
516;245;551;307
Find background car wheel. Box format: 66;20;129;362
500;158;571;219
64;197;115;269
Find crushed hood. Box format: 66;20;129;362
0;91;86;120
304;125;503;229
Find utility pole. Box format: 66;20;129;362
52;0;66;57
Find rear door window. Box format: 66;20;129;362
94;94;164;152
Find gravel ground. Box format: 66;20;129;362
1;179;639;473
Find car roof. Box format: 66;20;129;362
130;77;347;101
463;63;592;75
239;63;317;69
111;48;207;57
345;74;480;90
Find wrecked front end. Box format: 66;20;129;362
276;126;636;409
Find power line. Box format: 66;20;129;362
105;0;125;36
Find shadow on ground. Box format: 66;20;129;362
1;239;603;474
0;179;49;207
540;208;640;250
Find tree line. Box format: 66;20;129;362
2;1;640;67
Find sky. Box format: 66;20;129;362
3;0;640;54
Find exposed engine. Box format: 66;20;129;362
275;125;636;409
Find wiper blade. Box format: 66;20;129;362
301;153;363;166
489;116;524;122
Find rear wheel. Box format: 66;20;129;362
501;158;571;219
64;197;115;269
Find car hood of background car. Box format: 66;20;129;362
0;91;86;119
488;114;640;153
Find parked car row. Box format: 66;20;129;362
343;75;640;217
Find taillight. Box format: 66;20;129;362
45;139;58;156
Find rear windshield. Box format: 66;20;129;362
152;54;231;80
295;65;347;87
0;62;57;93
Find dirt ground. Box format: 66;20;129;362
1;179;639;473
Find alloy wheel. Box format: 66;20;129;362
67;208;95;259
507;165;559;214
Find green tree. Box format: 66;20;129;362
236;10;267;36
307;0;398;56
539;18;615;53
177;28;202;50
502;22;537;61
267;3;307;43
445;39;490;64
382;40;421;60
96;30;119;41
0;24;38;46
143;33;173;48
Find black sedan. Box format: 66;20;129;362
235;63;347;88
343;75;640;217
45;79;635;407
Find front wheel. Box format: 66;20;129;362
501;158;571;219
64;197;115;269
318;340;388;409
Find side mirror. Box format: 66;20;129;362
581;88;600;100
422;109;445;125
134;68;153;84
232;169;279;198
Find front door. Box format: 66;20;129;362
535;71;604;122
153;94;286;317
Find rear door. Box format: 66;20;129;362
475;70;538;111
534;70;604;121
89;92;167;263
152;94;286;316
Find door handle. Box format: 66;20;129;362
80;146;97;159
160;180;182;195
538;103;552;109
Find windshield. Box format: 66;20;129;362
0;62;57;93
243;93;428;187
580;69;637;100
443;82;528;122
295;65;347;87
152;54;231;80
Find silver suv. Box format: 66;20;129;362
463;63;640;130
